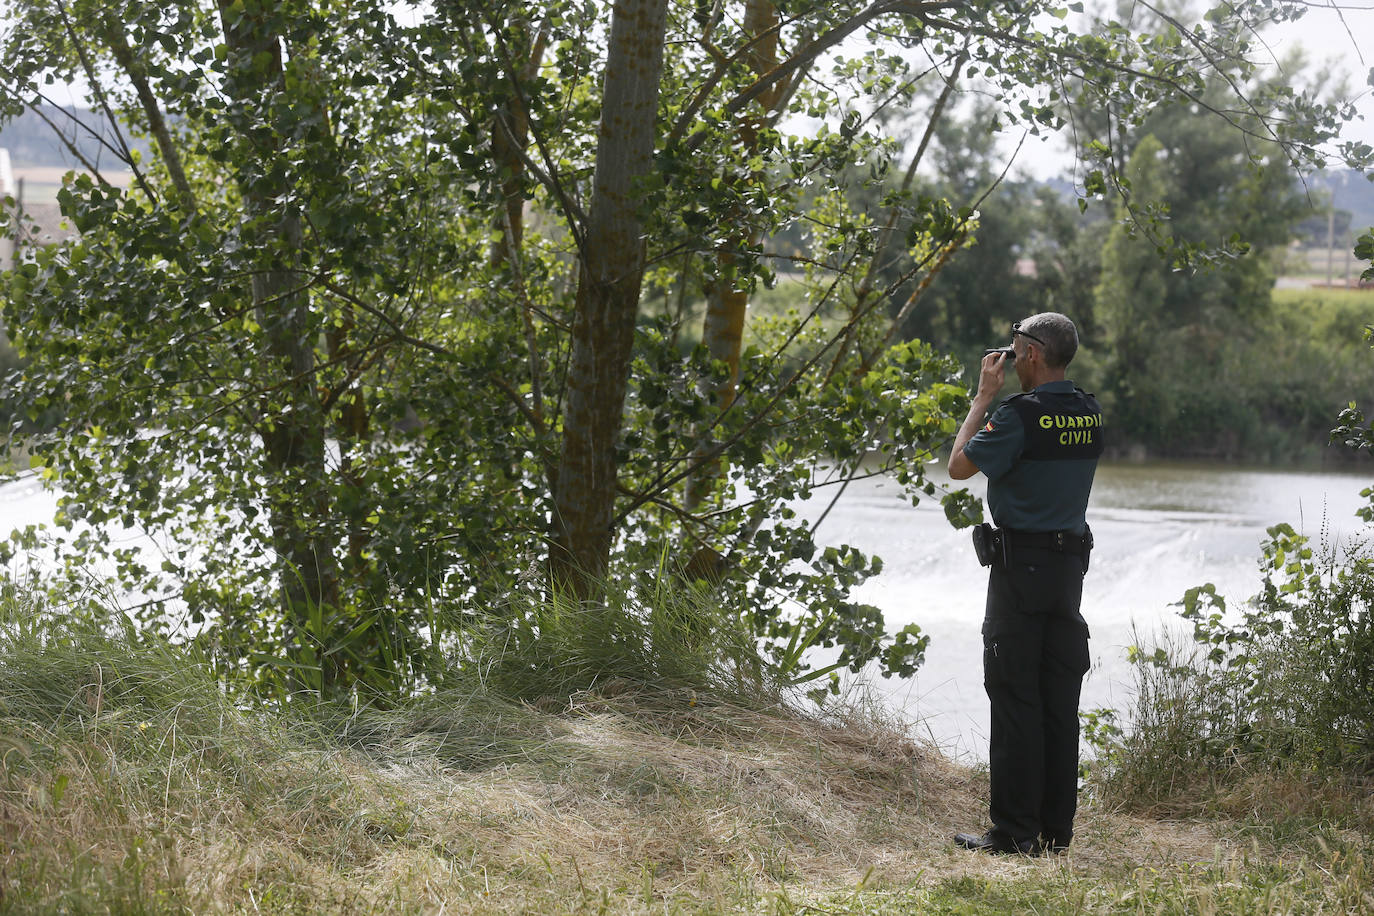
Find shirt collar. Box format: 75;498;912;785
1034;379;1075;393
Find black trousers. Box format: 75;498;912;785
982;546;1091;844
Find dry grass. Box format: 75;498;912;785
1;607;1370;914
7;678;1368;914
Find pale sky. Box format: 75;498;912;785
1010;1;1374;180
4;0;1371;183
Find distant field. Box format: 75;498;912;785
1273;285;1374;308
9;165;133;204
1284;244;1368;286
12;165;81;183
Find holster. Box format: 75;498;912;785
972;523;1002;568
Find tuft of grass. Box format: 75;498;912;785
1084;628;1374;845
1084;523;1374;843
466;573;777;710
0;585;398;911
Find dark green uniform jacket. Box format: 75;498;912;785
962;380;1103;534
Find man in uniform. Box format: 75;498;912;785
947;311;1103;856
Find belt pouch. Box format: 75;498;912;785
972;523;996;567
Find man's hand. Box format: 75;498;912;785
974;350;1008;403
948;350;1010;480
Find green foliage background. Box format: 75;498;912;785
0;0;1369;705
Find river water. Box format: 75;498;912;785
2;460;1370;758
791;460;1371;760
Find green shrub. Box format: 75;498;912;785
1094;292;1374;463
1089;522;1374;816
1242;524;1374;766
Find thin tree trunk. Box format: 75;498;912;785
686;0;781;513
326;309;370;585
491;94;529;263
701;0;781;404
551;0;670;597
219;0;340;683
490;16;553;486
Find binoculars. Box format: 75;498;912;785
984;346;1015;361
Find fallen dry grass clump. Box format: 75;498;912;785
2;597;1372;913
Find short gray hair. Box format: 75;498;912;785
1019;312;1078;368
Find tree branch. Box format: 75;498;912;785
55;0;158;205
684;0;959;153
102;20;195;211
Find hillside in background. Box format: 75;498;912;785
1047;168;1373;239
0;106;151;171
3;107;1373;226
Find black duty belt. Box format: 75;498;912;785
1000;526;1092;553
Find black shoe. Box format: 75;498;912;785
953;829;1040;856
1040;830;1071;855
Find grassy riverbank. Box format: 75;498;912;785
1;592;1370;914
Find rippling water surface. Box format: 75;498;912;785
790;460;1371;759
2;459;1369;758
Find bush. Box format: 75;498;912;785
1088;522;1374;817
1093;292;1374;463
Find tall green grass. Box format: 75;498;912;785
465;572;778;708
0;579;889;913
0;584;307;910
0;573;801;911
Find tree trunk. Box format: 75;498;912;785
551;0;670;597
490;13;531;267
326;309;370;587
219;0;340;682
686;0;780;513
104;23;194;212
702;0;781;405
